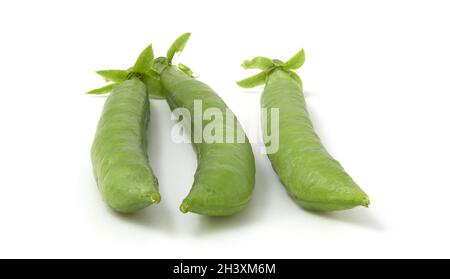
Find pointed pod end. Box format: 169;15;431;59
180;201;190;213
150;192;161;204
361;196;370;208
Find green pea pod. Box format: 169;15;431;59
91;79;159;212
155;33;255;216
237;50;370;211
88;44;160;213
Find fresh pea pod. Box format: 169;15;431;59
238;50;370;211
154;33;255;216
88;44;160;213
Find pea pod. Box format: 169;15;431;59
87;44;160;213
238;50;370;211
154;33;255;216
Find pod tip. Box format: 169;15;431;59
362;196;370;208
180;201;190;213
150;192;161;204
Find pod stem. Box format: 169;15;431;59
86;43;156;95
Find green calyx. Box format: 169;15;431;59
236;49;305;88
166;32;191;64
86;44;164;98
86;32;193;98
151;32;194;78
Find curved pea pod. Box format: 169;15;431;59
90;79;160;213
238;50;370;211
161;66;255;216
153;33;255;216
88;44;160;213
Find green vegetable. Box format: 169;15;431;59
88;44;160;213
154;33;255;216
237;49;370;211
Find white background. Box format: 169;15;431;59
0;0;449;259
